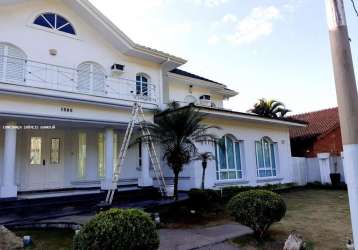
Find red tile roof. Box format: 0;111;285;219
289;107;340;139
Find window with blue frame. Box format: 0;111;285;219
215;135;243;181
255;137;277;177
136;74;149;96
33;13;76;35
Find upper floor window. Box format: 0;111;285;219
199;95;211;101
33;13;76;35
216;135;243;181
255;137;277;178
136;74;149;96
77;62;106;94
0;43;27;84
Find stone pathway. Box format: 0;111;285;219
158;223;251;250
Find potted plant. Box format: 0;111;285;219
330;156;341;186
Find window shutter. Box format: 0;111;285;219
77;63;91;92
0;44;4;81
78;62;105;94
92;64;105;94
2;44;26;83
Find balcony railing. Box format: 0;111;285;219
0;55;157;104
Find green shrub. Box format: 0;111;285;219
73;208;159;250
221;183;295;202
227;190;286;239
188;189;221;213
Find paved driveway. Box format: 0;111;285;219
159;223;251;250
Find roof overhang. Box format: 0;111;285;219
167;72;238;98
156;105;307;128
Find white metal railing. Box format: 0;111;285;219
0;55;157;104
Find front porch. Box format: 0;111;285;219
0;117;154;199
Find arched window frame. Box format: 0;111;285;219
255;137;278;178
215;135;244;181
184;95;198;105
136;73;150;97
0;42;27;84
77;61;106;95
32;12;77;37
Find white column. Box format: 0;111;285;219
101;128;114;190
343;145;358;246
317;153;331;184
138;141;153;187
0;122;17;198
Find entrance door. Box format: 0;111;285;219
23;131;65;191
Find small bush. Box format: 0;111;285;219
221;183;295;202
188;189;221;213
73;208;159;250
227;190;286;239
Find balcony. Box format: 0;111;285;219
0;55;158;106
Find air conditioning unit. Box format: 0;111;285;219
111;64;125;75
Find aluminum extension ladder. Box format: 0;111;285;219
105;101;167;205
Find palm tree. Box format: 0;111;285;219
141;105;218;200
249;98;291;118
194;152;215;190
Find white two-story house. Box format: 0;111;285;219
0;0;304;199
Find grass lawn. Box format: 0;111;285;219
233;188;352;250
9;188;352;250
14;229;74;250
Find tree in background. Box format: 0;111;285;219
194;152;215;190
249;98;291;118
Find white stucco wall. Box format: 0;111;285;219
168;80;225;108
14;127;140;191
0;0;163;106
0;95;154;124
160;117;294;191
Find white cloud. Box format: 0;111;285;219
208;35;220;45
221;14;237;23
226;6;281;45
186;0;230;8
89;0;193;52
283;0;303;13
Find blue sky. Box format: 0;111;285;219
90;0;358;114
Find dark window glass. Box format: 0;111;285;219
34;16;52;28
59;24;76;35
33;13;76;35
43;13;55;27
136;75;148;96
56;15;68;28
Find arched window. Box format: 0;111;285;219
215;135;243;181
184;95;197;105
33;13;76;35
77;62;106;94
255;137;277;177
136;74;149;96
0;43;26;84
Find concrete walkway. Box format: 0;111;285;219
158;223;251;250
34;214;251;250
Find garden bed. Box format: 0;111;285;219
14;228;74;250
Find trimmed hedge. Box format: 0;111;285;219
220;183;295;202
227;190;286;239
188;189;221;213
73;208;159;250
